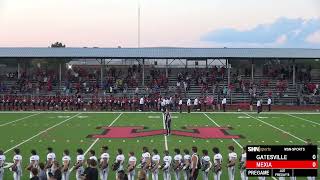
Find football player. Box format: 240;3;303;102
151;149;160;180
239;147;248;180
27;150;39;178
75;148;85;180
100;146;110;180
162;150;172;180
114;149;125;176
212;147;222;180
182;149;191;180
201;150;212;180
127;152;137;180
227;145;237;180
0;150;5;180
89;149;98;163
45;147;56;178
141;147;151;179
173;148;183;180
190;146;200;180
11;148;22;180
165;108;172;136
61;149;71;180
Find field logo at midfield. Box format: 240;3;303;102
88;126;241;139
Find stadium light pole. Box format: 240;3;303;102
138;0;141;48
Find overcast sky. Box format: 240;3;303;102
0;0;319;48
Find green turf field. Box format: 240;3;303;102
0;111;319;180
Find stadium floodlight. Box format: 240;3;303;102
67;64;72;69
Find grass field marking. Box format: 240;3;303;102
69;113;123;172
4;113;81;154
0;113;40;127
0;111;319;114
286;114;320;126
203;113;243;148
243;113;308;144
162;112;168;151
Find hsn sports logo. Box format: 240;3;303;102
88;126;241;139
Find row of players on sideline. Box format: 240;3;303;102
1;144;313;180
0;95;272;113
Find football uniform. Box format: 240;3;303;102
46;152;56;178
128;156;137;180
29;155;40;178
173;154;182;180
0;154;5;180
182;154;191;180
228;152;237;180
61;155;71;180
239;153;248;180
76;154;84;180
89;156;98;162
141;152;151;178
163;155;172;180
213;153;223;180
151;154;160;180
115;154;125;172
201;156;211;180
100;153;110;180
13;154;22;180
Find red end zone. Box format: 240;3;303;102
89;126;241;139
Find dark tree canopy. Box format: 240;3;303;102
50;42;66;48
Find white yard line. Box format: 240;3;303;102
162;113;169;151
83;113;123;155
244;113;308;144
0;113;40;127
203;113;243;148
69;113;123;172
4;113;81;154
287;114;320;126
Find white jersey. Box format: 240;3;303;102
257;100;261;107
116;154;125;171
201;156;210;168
47;152;56;161
267;98;272;105
222;98;227;104
228;152;237;165
178;100;183;105
183;154;191;161
77;155;85;163
187;99;191;106
116;154;125;164
62;155;71;163
240;153;246;162
163;156;172;170
100;153;110;162
139;98;144;105
141;152;151;163
128;156;137;165
174;154;182;163
89;156;98;162
152;154;160;163
194;98;199;106
0;155;5;167
29;155;39;163
13;155;22;167
214;153;223;165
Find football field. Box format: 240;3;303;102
0;111;319;180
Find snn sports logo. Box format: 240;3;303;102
248;146;261;152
